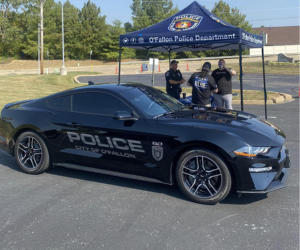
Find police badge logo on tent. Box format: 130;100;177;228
152;146;163;161
168;14;203;32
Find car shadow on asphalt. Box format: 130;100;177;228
220;192;268;205
48;167;269;205
0;154;268;206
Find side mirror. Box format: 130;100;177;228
113;111;138;121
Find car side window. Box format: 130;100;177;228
47;96;71;111
72;92;132;116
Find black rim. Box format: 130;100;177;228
181;155;222;198
17;136;43;170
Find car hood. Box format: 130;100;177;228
155;106;286;145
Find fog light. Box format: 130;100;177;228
249;167;273;172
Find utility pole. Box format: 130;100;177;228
62;2;64;68
40;0;46;75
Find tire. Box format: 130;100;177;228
14;131;51;175
176;148;231;205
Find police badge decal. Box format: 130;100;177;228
168;14;203;32
152;146;163;161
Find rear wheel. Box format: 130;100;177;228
14;131;50;174
176;148;231;205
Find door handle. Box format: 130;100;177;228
67;122;81;128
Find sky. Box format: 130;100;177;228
62;0;300;28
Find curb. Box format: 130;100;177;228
231;92;293;105
270;92;293;104
73;74;102;84
232;100;274;105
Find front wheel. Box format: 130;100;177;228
176;148;232;205
14;131;51;174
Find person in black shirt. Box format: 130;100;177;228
187;62;218;106
211;59;236;110
165;60;186;99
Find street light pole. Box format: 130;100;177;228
90;50;93;72
62;2;64;68
40;0;46;75
47;49;49;74
60;1;67;75
38;23;40;75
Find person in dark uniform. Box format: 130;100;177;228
187;62;218;106
165;60;186;99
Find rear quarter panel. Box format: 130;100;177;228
0;107;54;156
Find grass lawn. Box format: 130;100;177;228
0;72;100;109
155;87;280;100
187;62;299;75
224;62;299;75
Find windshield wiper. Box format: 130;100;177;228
154;111;174;119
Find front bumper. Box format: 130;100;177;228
238;168;288;194
235;146;291;194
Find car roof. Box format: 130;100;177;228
38;83;152;101
73;83;147;93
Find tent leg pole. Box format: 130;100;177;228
169;49;171;66
262;48;267;120
239;43;244;112
118;47;121;85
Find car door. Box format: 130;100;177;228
64;91;154;176
44;94;77;164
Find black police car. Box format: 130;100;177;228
0;83;290;204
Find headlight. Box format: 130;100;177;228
234;146;270;157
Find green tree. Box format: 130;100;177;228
62;0;82;60
21;0;61;59
124;21;133;33
199;0;253;57
127;0;179;59
130;0;179;31
78;0;107;59
101;20;135;60
0;0;31;57
21;0;108;60
211;0;252;32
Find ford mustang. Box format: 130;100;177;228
0;83;290;204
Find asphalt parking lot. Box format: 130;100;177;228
0;101;299;250
78;73;300;97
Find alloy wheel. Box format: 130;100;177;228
17;136;43;170
181;155;222;198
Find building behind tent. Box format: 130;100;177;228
250;26;300;56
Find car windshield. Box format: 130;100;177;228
121;86;184;118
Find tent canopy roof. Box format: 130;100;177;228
119;1;263;52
